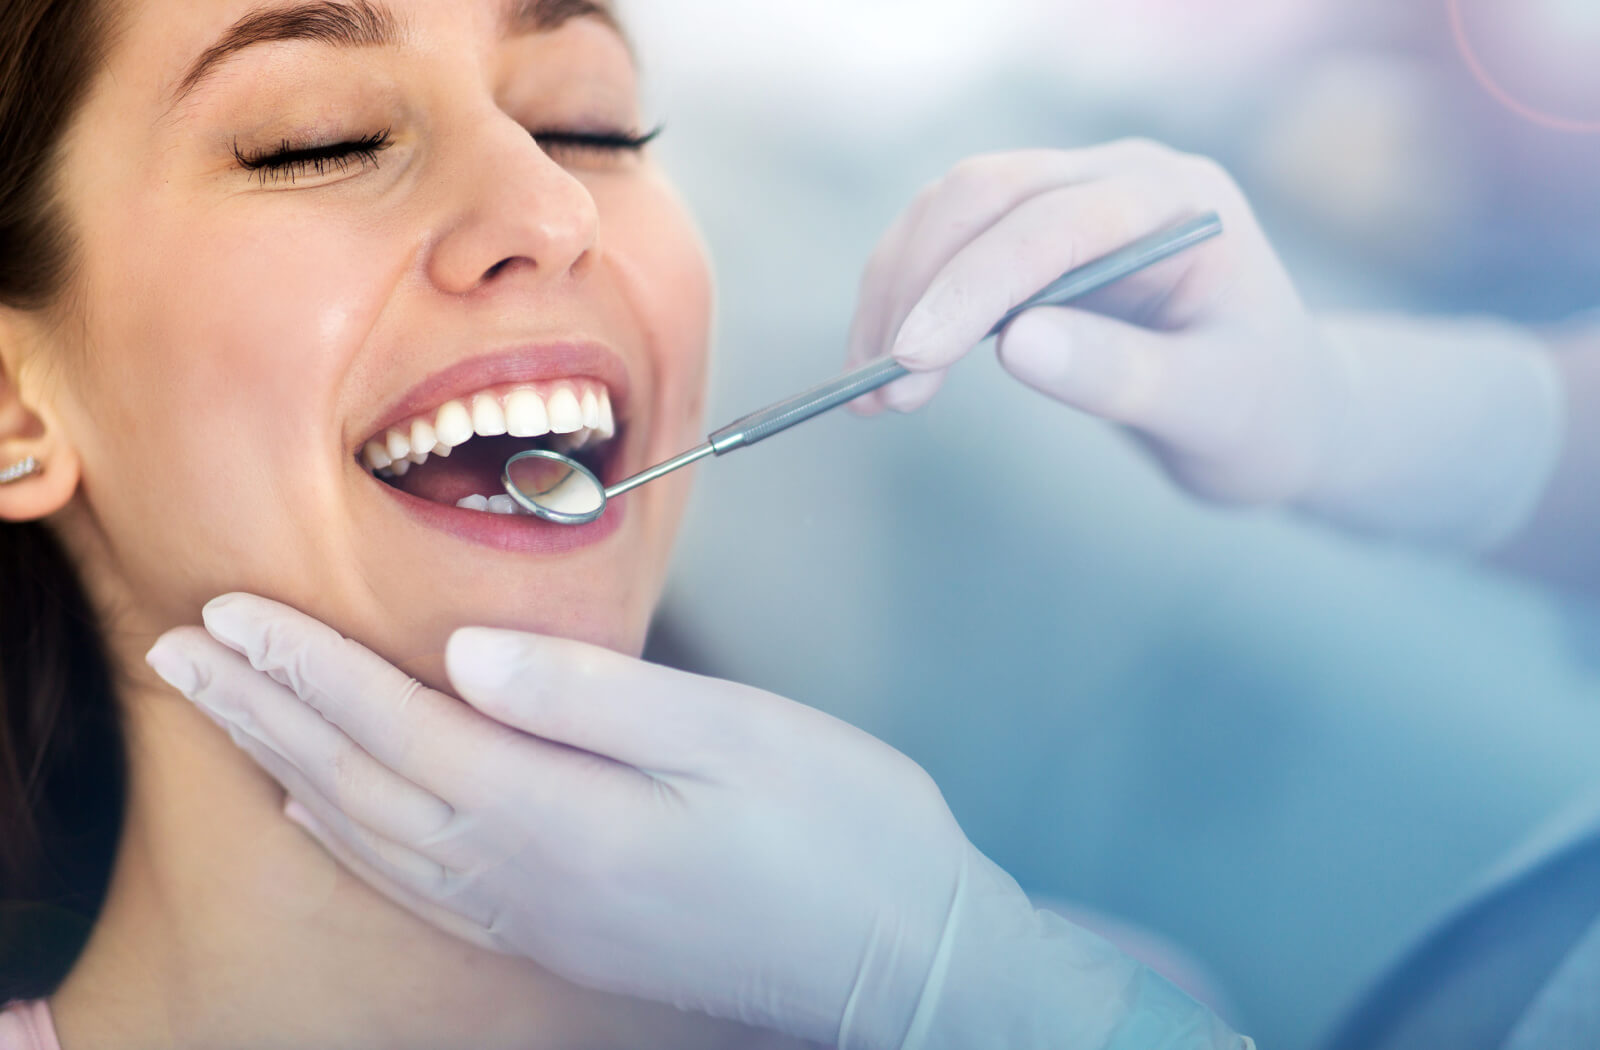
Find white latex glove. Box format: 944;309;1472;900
849;140;1564;551
145;593;1254;1050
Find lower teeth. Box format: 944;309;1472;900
455;494;528;516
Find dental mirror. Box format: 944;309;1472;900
503;450;608;525
505;211;1225;525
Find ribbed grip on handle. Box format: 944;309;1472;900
709;357;911;454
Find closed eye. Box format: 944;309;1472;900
232;129;394;185
534;125;663;162
230;123;661;186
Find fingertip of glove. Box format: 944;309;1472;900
145;634;201;695
845;393;883;417
201;591;262;620
283;797;315;829
996;310;1079;385
445;627;532;695
200;591;268;647
880;370;942;414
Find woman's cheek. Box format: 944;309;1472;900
605;174;714;442
76;212;392;586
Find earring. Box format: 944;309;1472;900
0;456;40;484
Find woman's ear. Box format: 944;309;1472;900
0;309;81;522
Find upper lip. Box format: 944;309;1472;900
356;342;633;453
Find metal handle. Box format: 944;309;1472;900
708;211;1224;456
709;356;909;454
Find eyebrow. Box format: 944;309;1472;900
172;0;620;103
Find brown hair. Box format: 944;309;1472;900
0;0;127;1000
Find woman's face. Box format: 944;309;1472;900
33;0;712;680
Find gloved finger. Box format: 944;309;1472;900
203;636;648;884
446;627;768;776
877;370;948;415
213;709;461;898
996;306;1280;458
996;305;1214;432
888;180;1202;382
996;307;1170;425
148;627;458;848
199;593;522;804
844;187;924;419
281;799;503;955
846;151;1091;416
870;146;1164;367
848;141;1212;417
847;141;1187;375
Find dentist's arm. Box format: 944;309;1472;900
146;594;1253;1050
848;140;1565;556
1485;323;1600;592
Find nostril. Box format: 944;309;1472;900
481;251;588;284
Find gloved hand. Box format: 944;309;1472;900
146;593;1253;1050
849;140;1564;551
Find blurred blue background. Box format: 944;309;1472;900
627;2;1600;1046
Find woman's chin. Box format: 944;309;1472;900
373;610;650;699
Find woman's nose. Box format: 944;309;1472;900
427;114;601;296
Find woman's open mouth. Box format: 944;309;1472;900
356;378;624;516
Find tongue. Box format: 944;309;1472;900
392;435;533;505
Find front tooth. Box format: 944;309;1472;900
487;495;519;515
390;458;411;477
410;419;437;457
472;394;508;437
505;389;551;438
596;389;615;439
363;440;393;471
547;387;584;433
385;428;412;463
431;442;453;458
436;400;474;447
580;389;601;429
456;494;490;512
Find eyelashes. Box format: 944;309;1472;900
534;124;663;158
233;123;664;186
233;129;394;186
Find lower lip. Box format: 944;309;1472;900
377;475;625;554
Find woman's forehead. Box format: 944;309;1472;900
120;0;624;115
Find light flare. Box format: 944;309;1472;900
1449;0;1600;134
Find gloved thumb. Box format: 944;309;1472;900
444;626;747;775
995;306;1180;434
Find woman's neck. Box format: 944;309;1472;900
47;674;777;1050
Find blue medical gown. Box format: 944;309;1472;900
1321;794;1600;1050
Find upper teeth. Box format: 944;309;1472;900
362;381;615;477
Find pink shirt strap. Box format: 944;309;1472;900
0;1000;61;1050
